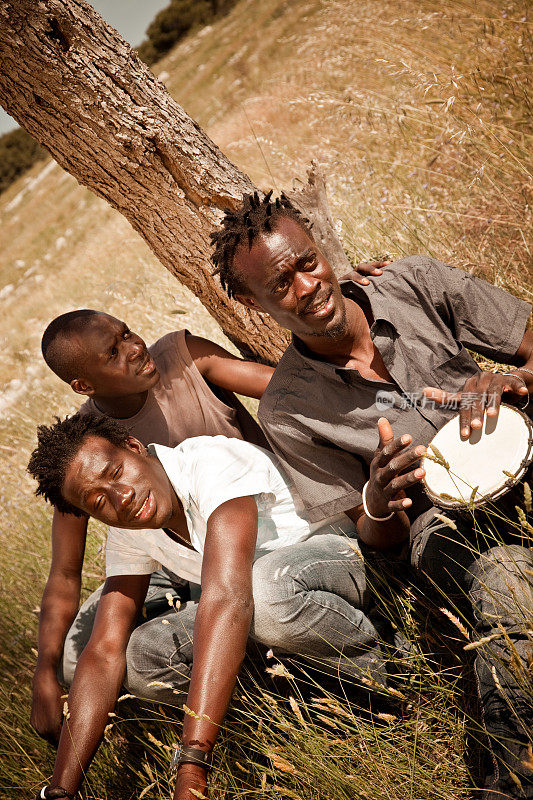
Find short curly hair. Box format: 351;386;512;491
210;190;313;299
27;413;131;517
41;309;101;383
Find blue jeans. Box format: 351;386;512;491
251;532;398;684
61;519;360;701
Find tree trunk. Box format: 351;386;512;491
0;0;349;363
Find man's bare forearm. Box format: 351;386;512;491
36;510;88;675
172;496;257;800
50;646;126;795
356;510;410;551
36;573;81;673
183;591;253;747
173;590;253;800
40;575;147;792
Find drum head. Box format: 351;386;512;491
422;404;533;509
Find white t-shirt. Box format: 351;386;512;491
105;436;353;585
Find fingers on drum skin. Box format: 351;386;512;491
485;380;504;417
460;372;495;432
426;373;504;435
483;374;527;421
510;376;529;394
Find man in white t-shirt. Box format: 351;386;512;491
29;412;405;800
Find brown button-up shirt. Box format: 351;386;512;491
258;256;531;526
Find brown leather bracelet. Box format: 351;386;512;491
170;744;214;775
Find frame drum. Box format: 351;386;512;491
421;404;533;511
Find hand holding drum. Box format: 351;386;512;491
423;370;528;439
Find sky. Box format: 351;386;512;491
0;0;170;135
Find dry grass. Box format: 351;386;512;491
0;0;531;797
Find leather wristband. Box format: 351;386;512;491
171;744;214;774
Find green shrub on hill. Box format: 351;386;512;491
0;127;45;194
137;0;237;65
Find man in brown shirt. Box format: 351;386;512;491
211;192;533;799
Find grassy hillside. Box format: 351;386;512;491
0;0;531;798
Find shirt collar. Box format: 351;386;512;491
338;277;391;325
291;279;396;374
147;442;190;510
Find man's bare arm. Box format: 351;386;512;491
48;573;150;795
31;510;88;744
187;334;274;399
173;496;258;800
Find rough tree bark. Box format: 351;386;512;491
0;0;350;363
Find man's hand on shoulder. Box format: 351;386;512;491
340;259;391;286
31;668;64;746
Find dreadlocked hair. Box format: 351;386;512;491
210;190;313;299
27;413;131;517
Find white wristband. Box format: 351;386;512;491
362;481;395;522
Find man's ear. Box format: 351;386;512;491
124;436;147;456
71;378;94;396
234;293;265;312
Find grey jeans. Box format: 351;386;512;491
59;569;194;692
60;520;359;702
251;519;533;798
62;521;532;797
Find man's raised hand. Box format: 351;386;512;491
423;371;528;439
365;418;426;518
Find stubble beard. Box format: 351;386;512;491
303;301;348;340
